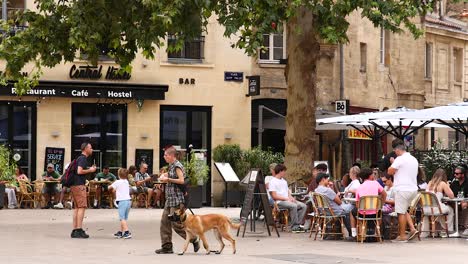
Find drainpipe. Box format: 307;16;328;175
339;44;350;174
2;1;7;21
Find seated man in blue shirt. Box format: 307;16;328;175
315;173;352;236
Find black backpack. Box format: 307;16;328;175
61;159;78;187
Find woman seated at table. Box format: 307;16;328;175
151;167;166;208
2;166;29;209
344;166;361;198
422;168;455;235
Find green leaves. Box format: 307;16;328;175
0;0;436;92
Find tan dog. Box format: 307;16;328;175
172;208;240;255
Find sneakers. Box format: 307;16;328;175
155;247;174;254
291;226;306;233
66;201;73;209
462;229;468;236
71;229;89;239
122;231;132;239
114;231;123;238
7;205;17;209
54;203;64;209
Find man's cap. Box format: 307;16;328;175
47;163;54;168
316;173;330;184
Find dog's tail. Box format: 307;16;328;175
228;219;241;229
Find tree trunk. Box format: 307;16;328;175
284;7;319;183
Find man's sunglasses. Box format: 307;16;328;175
454;172;463;175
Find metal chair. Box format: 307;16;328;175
356;195;383;243
313;192;346;240
418;191;449;238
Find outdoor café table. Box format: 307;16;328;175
442;197;468;238
291;192;308;197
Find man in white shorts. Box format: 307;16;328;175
388;139;419;242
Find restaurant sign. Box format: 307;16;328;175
69;65;131;80
347;129;372;140
0;81;168;100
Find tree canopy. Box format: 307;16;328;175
0;0;438;94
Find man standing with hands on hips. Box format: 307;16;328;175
387;139;419;242
71;142;96;239
155;146;199;254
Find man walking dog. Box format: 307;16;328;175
155;146;200;254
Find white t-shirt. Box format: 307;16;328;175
110;179;131;201
384;186;394;200
268;177;289;200
390;152;418;192
344;179;361;198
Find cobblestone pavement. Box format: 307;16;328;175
1;208;466;264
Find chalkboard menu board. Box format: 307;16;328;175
44;147;65;174
135;149;154;174
238;169;278;237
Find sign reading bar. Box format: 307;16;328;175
247;75;260;96
1;81;168;100
44;147;65;174
348;129;372;140
224;72;244;82
69;65;131;80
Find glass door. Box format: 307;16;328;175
160;106;212;205
72;103;126;175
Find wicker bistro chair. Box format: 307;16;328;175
33;182;45;208
356;196;383;243
418;191;449;238
308;192;322;239
272;202;289;231
87;181;99;208
313;192;346;240
18;180;35;208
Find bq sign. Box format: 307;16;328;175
44;147;65;174
69;65;131;80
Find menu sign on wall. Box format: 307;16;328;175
44;147;65;174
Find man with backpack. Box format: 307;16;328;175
70;142;96;239
155;146;199;254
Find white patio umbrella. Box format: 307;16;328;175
317;107;446;139
372;102;468;138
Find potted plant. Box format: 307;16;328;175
0;146;17;209
184;152;209;208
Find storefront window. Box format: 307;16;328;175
0;102;36;180
72;103;126;174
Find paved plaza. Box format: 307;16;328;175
1;208;467;264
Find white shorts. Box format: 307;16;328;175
395;191;417;214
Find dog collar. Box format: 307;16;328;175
180;214;187;223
